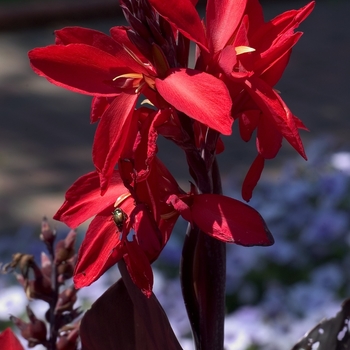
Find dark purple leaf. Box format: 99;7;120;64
80;261;184;350
291;298;350;350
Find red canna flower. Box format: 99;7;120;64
55;147;273;297
0;328;24;350
28;25;233;192
149;0;315;200
54;157;182;297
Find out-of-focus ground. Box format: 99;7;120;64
0;0;349;234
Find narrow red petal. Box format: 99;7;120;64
191;194;273;246
131;204;163;262
244;0;264;36
256;114;282;159
74;215;123;288
242;154;265;202
255;31;302;78
123;239;153;298
156;68;233;135
250;1;315;52
239;109;260;142
133;109;170;181
92;93;138;193
148;0;208;51
206;0;247;53
244;75;306;159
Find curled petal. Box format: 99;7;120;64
166;194;193;224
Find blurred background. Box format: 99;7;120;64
0;0;350;349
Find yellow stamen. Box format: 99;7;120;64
135;81;145;94
235;46;256;55
143;75;156;90
140;99;154;106
123;45;147;67
114;192;132;207
112;73;143;81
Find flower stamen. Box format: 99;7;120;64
235;46;256;55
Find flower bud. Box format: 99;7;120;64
10;306;47;347
40;217;56;245
40;252;52;279
55;230;76;265
55;286;77;313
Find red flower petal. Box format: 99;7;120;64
0;328;24;350
90;96;112;123
156;68;233;135
255;30;302;79
244;75;306;159
110;26;148;62
55;27;122;57
133;109;170;181
256;113;282;159
123;239;154;298
206;0;247;53
92;92;138;194
53;171;127;228
149;0;208;51
244;0;264;35
238;109;260;142
250;1;315;52
29;44;147;96
191;194;273;246
131;204;163;262
74;214;124;288
242;154;265;202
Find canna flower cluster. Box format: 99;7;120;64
28;0;314;300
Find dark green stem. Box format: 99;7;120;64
180;125;226;350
